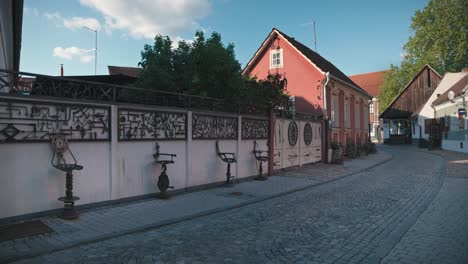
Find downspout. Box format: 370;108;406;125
323;72;330;163
323;72;330;120
430;104;437;149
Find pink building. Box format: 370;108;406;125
243;28;371;152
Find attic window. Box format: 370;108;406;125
270;49;283;69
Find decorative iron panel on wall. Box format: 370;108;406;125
0;99;110;143
288;121;298;146
241;118;268;139
192;114;238;139
303;123;312;145
118;109;187;141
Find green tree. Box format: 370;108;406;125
137;31;288;112
138;35;174;91
379;0;467;111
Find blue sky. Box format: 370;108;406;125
21;0;428;77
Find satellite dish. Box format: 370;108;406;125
448;91;455;101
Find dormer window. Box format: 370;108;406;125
270;49;283;69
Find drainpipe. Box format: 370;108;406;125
323;72;330;163
430;104;438;149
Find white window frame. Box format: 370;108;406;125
270;49;283;69
331;95;339;128
369;102;374;114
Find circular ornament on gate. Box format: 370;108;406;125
288;121;298;146
304;123;312;145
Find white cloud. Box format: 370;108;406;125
79;0;211;39
44;12;101;31
53;47;94;63
63;17;101;31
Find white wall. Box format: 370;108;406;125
442;140;468;153
0;97;269;219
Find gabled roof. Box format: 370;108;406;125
108;65;141;78
349;70;390;97
380;64;441;119
243;28;370;98
432;74;468;106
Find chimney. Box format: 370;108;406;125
60;64;64;77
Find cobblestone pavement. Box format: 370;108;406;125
6;146;465;264
0;151;391;263
381;148;468;264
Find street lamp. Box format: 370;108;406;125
83;26;97;75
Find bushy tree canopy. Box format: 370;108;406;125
379;0;467;111
138;31;288;110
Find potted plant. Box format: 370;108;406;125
330;142;344;164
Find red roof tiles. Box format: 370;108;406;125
349;70;389;97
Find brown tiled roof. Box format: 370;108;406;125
108;65;141;78
273;28;368;96
243;28;370;98
432;74;468;106
349;70;389;97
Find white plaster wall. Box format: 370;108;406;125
0;101;310;219
442;140;468;153
0;142;111;219
237;138;267;180
116;141;187;198
188;139;237;186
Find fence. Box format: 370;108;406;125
0;69;271;116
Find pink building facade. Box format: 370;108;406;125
243;28;371;156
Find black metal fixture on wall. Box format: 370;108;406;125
153;143;176;199
253;140;269;181
50;135;83;220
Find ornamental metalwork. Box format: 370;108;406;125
0;69;269;115
288;121;298;146
118;109;186;141
241;118;268;139
0;99;110;143
192;114;237;139
303;123;312;145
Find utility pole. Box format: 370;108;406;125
83;26;97;75
313;21;317;51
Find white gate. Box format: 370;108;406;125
273;118;322;170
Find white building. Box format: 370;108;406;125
432;71;468;153
413;71;468;143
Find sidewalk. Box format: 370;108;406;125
0;150;392;263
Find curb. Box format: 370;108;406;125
3;153;393;263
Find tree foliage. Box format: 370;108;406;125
137;31;287;110
378;0;468;111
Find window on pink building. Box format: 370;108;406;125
355;102;360;129
270;49;283;69
331;95;339;128
345;101;350;128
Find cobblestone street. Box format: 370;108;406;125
5;146;468;264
